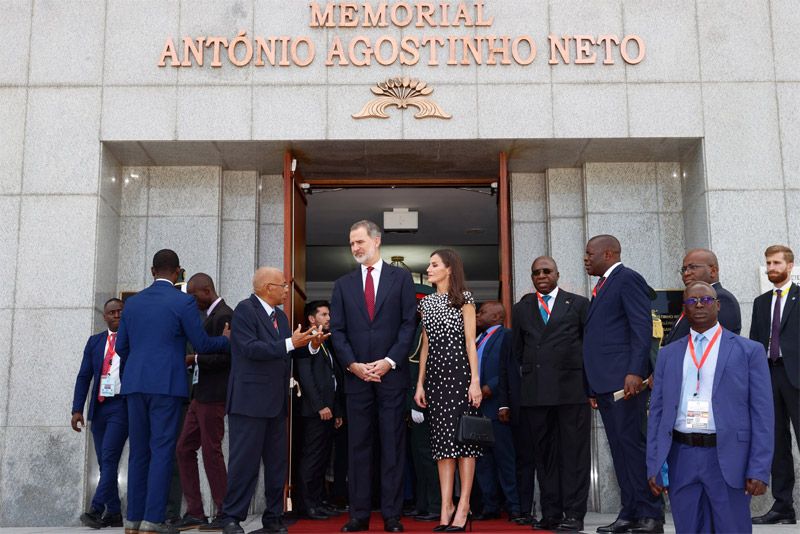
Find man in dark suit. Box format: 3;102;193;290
648;282;773;532
116;249;230;534
220;267;326;534
330;220;417;533
295;300;344;520
662;248;741;345
751;245;799;525
512;256;590;532
173;273;233;531
71;298;127;529
473;301;521;522
583;235;663;534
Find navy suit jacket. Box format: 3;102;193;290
116;280;230;398
583;264;653;395
330;262;417;392
72;331;124;420
479;327;511;421
226;294;292;419
647;329;774;489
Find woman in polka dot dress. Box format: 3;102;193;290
414;249;482;532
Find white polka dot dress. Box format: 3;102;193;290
419;290;482;460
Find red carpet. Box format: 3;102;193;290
287;512;555;533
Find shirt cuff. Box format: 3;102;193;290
285;338;295;353
384;357;396;370
194;353;198;365
499;406;509;411
309;343;320;354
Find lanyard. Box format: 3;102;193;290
687;326;722;395
536;293;552;317
477;326;500;350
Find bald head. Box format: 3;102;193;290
253;267;288;306
476;300;505;330
584;234;622;276
681;248;720;285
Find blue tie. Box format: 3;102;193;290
540;294;551;324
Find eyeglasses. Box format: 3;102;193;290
679;263;711;274
532;268;553;276
266;282;289;290
683;296;718;307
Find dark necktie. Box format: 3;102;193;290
365;266;376;321
269;310;279;334
592;276;606;298
770;289;782;361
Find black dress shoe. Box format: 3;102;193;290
199;515;225;531
473;510;500;520
173;514;208;530
80;509;104;529
557;517;584;532
340;519;370;532
533;516;563;530
752;510;797;524
261;518;289;534
305;508;331;520
222;521;245;534
628;518;664;533
596;518;635;533
513;514;534;525
414;512;440;521
403;508;422;517
100;512;124;528
384;517;404;532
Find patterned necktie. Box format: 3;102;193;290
769;289;782;361
269;310;279;334
97;333;116;403
365;266;376;321
592;276;606;298
540;294;551;324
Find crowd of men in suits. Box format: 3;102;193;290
70;235;798;534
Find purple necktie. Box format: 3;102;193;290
769;289;782;361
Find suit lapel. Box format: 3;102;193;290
712;330;733;395
94;333;107;372
348;269;371;323
587;265;623;321
541;290;569;336
669;338;687;404
249;294;279;339
373;263;396;319
780;283;798;331
526;295;547;331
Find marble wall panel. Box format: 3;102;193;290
511;173;546;223
585;162;658;213
28;0;105;85
682;193;710;251
553;84;628;138
0;197;20;309
397;25;474;86
477;84;553;139
659;213;686;289
546;168;584;218
548;217;588;297
771;0;800;82
656;163;682;214
252;86;327;140
103;0;179;85
177;87;252;141
259;224;284;270
101;87;178;142
99;147;123;214
0;427;86;526
0;0;31;85
327;85;403;140
0;88;26;195
15;196;97;308
777;83;800;190
587;213;662;288
148;166;221;217
788;190;800;253
120;167;150;217
221;220;257;305
402;85;479;140
7;308;93;427
702;83;783;191
94;197;121;321
696;0;774;82
0;310;12;428
627;83;703;138
223;171;258;220
259;175;284;225
22;88;101;195
146;216;220;282
512;222;547;302
117;217;148;293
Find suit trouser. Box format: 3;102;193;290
176;400;228;517
520;403;590;520
410;418;441;514
222;413;287;524
299;415;335;511
347;385;407;521
126;393;183;523
769;363;800;513
476;420;521;514
90;396;128;514
514;420;537;517
596;392;663;521
668;442;752;533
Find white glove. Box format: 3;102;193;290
411;409;424;424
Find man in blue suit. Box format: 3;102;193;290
220;267;327;534
115;249;230;534
647;281;773;533
473;301;521;522
331;220;417;533
71;297;127;529
583;235;663;533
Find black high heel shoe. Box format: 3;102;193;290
444;511;472;532
433;511;456;532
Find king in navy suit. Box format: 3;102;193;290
583;235;664;534
647;281;773;533
71;297;127;529
115;249;230;534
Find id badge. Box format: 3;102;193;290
100;374;115;397
192;365;199;385
686;399;710;430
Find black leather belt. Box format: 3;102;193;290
768;358;784;367
673;430;716;447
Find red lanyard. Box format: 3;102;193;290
477;326;500;350
687;326;722;395
536;293;551;317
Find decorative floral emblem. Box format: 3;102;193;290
352;77;452;120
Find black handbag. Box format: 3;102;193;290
455;407;495;448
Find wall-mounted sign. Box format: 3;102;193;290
158;1;646;69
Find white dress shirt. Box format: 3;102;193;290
537;286;560;314
770;280;793;357
602;262;622;279
255;295;318;354
206;296;223;317
103;329;122;395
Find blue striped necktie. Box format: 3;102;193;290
540;294;551;324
